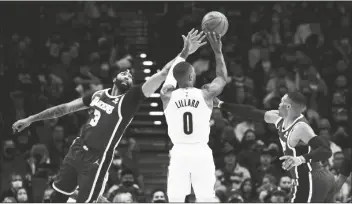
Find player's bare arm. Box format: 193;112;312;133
12;97;90;133
280;122;332;171
202;32;227;103
213;97;280;123
160;29;206;108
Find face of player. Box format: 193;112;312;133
113;70;133;93
278;94;291;117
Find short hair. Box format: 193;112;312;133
173;61;193;82
287;91;306;111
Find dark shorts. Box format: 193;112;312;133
290;168;335;203
52;138;113;203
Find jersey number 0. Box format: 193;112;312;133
183;112;193;135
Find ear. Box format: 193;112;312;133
113;78;116;83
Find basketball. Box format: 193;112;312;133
201;11;229;36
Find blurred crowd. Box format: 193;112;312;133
0;1;351;203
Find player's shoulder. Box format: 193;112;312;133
293;120;315;135
92;89;106;98
161;84;176;96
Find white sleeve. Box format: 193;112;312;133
164;56;185;88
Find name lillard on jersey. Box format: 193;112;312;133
90;97;115;114
175;99;199;109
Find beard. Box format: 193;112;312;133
114;79;131;93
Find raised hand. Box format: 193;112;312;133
182;29;207;55
206;32;222;54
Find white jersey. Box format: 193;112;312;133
164;87;212;144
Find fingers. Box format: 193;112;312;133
198;41;207;47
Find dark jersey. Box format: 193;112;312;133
275;115;323;179
80;85;145;152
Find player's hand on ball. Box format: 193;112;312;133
206;32;222;54
12;118;31;133
280;155;303;171
182;28;207;55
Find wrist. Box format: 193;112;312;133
214;51;223;56
298;156;306;163
179;49;189;59
27;116;35;123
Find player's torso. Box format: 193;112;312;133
276;115;322;178
80;89;130;151
164;88;212;144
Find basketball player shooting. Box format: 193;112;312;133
160;30;227;202
213;92;335;203
12;48;186;202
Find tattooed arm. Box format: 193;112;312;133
12;92;94;133
28;98;88;123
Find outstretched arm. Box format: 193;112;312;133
214;98;280;124
13;92;95;132
28;98;88;123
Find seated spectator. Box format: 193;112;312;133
15;187;29;203
106;169;141;201
150;189;168;203
0;173;24;201
42;188;54;203
216;150;251;191
277;175;292;196
252;148;283;185
237;178;258;202
2;197;16;203
268;189;287;203
112;191;135;203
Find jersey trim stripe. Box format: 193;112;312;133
84;95;125;202
307;172;313;202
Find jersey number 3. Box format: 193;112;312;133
183;112;193;135
89;109;101;127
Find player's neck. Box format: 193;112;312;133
283;114;301;128
179;82;193;88
111;86;122;96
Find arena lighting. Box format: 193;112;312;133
140;53;147;58
150;93;160;98
149;111;164;116
145;76;150;80
143;61;153;66
143;69;151;74
150;102;158;107
154;121;162;125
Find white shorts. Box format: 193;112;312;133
167;144;216;202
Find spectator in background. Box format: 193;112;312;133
237;178;258;202
277;175;292;196
14;187;29;203
2;197;17;203
0;173;25;201
106;169;141;201
150;189;167;203
268;189;287;203
216;150;251;191
112;191;135;203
